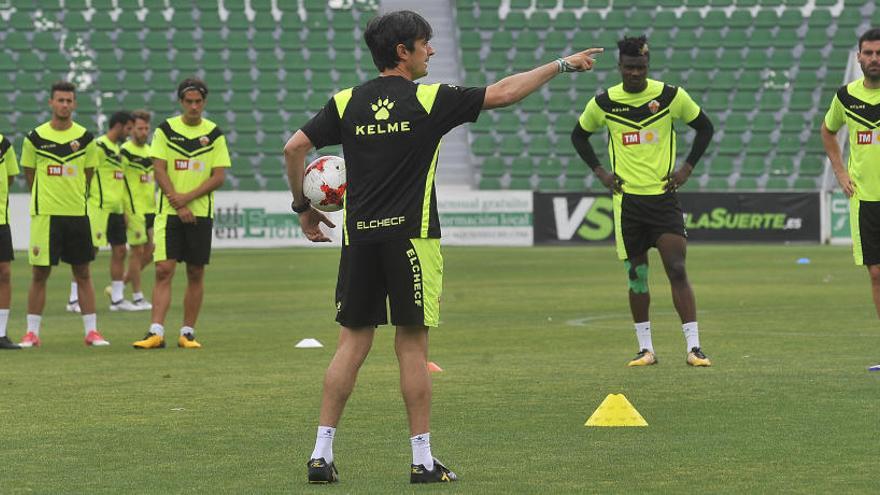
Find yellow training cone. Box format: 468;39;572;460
585;394;648;427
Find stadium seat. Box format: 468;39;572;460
734;177;760;190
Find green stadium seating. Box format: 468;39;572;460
765;177;789;190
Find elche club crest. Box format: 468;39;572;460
70;140;80;152
199;135;210;146
648;100;660;114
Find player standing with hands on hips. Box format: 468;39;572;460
571;36;715;367
284;9;602;485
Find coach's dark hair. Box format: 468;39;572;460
131;109;151;123
618;35;649;59
109;111;134;128
50;80;77;99
177;78;208;100
859;28;880;51
364;10;433;71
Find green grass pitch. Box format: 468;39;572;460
2;245;877;494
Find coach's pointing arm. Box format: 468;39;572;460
482;48;603;110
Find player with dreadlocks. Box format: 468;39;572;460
571;35;716;367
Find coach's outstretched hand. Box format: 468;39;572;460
300;208;336;243
562;48;604;72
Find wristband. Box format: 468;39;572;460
555;58;577;73
291;199;310;214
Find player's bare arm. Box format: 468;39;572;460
24;166;34;190
283;130;335;243
167;168;226;209
483;48;603;110
153;157;193;223
821;122;854;197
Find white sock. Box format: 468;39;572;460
180;326;194;336
150;323;165;337
0;309;8;338
634;321;653;353
26;314;41;335
311;426;336;463
69;282;78;303
683;321;700;351
82;313;97;335
111;280;124;302
133;291;144;302
411;433;434;470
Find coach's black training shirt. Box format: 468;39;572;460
300;76;485;245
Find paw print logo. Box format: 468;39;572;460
371;98;394;121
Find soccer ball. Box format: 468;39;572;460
303;155;347;212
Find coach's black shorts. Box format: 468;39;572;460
614;192;686;260
335;238;443;328
852;199;880;265
0;224;13;262
154;214;213;265
29;215;96;266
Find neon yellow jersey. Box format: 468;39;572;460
578;79;701;195
121;141;156;215
0;133;20;225
21;121;97;216
151;116;230;218
825;78;880;201
88;134;126;213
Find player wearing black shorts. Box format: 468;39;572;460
821;28;880;371
0;133;20;349
572;36;715;367
19;81;110;348
132;79;230;350
284;10;601;485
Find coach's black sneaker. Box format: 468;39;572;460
687;347;712;367
410;458;457;484
307;457;338;484
0;335;20;349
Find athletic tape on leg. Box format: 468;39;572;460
624;260;649;294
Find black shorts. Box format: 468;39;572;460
145;213;155;231
853;199;880;265
335;238;443;328
0;224;13;262
107;213;126;246
29;215;96;266
154;215;213;265
614;192;686;260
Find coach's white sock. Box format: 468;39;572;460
0;309;9;338
69;282;78;303
180;326;194;336
634;321;653;353
82;313;97;334
150;323;165;337
411;433;434;470
311;426;336;463
26;314;41;336
683;321;700;351
133;291;145;302
111;280;124;302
